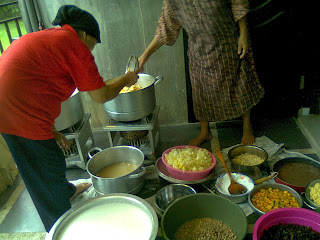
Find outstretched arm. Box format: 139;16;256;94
138;37;164;69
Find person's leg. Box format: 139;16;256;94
241;110;255;145
189;121;213;146
1;133;76;232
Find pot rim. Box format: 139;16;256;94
270;157;320;189
86;146;145;179
46;193;158;240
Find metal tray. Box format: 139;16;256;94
155;158;215;184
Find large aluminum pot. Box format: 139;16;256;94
104;74;163;121
86;146;146;195
54;89;84;131
46;193;158;240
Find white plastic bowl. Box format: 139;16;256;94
215;173;254;203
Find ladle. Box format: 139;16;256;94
216;150;247;195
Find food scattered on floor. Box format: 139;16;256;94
232;153;264;166
261;223;320;240
165;147;212;171
251;188;299;212
174;217;237;240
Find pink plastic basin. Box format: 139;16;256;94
253;208;320;240
161;145;216;181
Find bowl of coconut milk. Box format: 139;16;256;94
46;193;158;240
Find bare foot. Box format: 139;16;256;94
70;182;92;201
241;126;255;145
189;132;213;146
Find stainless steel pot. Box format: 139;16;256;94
104;74;163;121
46;193;158;240
54;89;84;131
228;145;268;180
86;146;146;195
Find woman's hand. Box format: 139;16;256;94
53;130;71;150
238;17;248;59
238;33;248;59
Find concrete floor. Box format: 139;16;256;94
0;114;319;240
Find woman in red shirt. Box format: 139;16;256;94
0;5;139;232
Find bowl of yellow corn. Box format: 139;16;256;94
248;183;303;215
305;178;320;212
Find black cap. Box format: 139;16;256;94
52;5;101;43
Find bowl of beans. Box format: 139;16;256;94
253;208;320;240
162;145;216;181
228;145;268;180
161;193;248;240
305;178;320;212
248;183;303;215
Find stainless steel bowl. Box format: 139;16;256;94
305;178;320;212
46;193;158;240
155;184;196;213
248;183;303;215
228;145;268;180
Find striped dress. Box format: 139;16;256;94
155;0;264;121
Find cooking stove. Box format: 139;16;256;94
103;106;160;164
59;113;95;170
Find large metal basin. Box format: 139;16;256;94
54;89;84;131
46;194;158;240
104;74;163;121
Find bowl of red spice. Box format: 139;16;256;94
253;208;320;240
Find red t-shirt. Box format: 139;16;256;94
0;25;105;140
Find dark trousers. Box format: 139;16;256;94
1;133;76;232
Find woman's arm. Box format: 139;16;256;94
238;16;249;59
138;37;164;69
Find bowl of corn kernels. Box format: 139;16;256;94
161;145;216;181
248;183;303;215
305;178;320;212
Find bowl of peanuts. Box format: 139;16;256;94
162;145;216;181
248;183;303;215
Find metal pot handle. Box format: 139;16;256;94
88;147;103;159
154;75;163;86
128;167;146;179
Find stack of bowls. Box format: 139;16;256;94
155;184;196;213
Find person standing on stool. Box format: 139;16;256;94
0;5;139;232
139;0;264;146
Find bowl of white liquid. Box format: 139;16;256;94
46;193;158;240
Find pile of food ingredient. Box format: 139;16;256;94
251;188;299;212
120;84;142;93
174;217;237;240
309;183;320;206
232;153;264;166
165;147;212;171
261;223;320;240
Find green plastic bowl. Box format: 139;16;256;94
161;193;247;240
